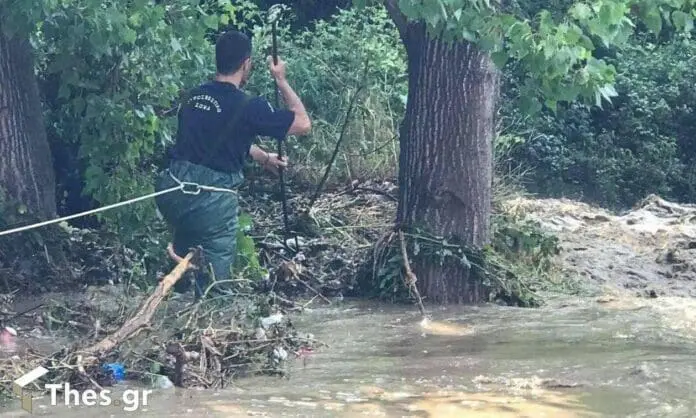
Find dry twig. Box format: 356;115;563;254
79;249;197;358
398;230;427;318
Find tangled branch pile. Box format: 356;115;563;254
239;177;398;300
1;252;320;399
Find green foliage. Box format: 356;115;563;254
1;0;269;280
354;0;696;115
234;212;265;280
7;0;260;240
252;0;351;28
490;214;560;276
245;5;406;183
503;33;696;208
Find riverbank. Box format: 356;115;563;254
506;194;696;299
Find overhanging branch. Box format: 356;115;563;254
384;0;409;41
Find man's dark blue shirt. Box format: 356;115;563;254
170;80;295;173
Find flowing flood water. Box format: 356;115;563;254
5;195;696;417
3;293;696;417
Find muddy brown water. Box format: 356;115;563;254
5;195;696;417
3;294;696;417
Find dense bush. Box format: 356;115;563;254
245;5;406;185
502;33;696;209
2;0;263;280
27;0;260;235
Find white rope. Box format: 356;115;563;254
167;170;239;195
0;172;238;237
0;186;183;237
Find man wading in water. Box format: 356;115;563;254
155;30;311;298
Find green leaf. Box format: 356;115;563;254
436;0;447;20
397;0;420;19
644;9;663;34
170;36;182;52
203;14;219;30
462;29;476;42
478;33;498;51
570;3;592;21
122;27;137;44
594;90;603;107
128;12;142;27
518;94;542;115
598;4;614;26
578;34;595;50
491;50;508;68
672;10;693;32
598;83;618;102
57;83;71;99
238;212;253;230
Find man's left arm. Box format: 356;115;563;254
249;144;286;175
245;96;299;174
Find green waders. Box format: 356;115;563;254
154;159;244;298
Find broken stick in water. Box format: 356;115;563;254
398;230;426;317
398;231;474;337
79;248;198;358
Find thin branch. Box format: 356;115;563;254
399;230;426;318
384;0;409;42
352;186;397;201
309;60;369;208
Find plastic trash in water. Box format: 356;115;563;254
0;326;17;353
0;326;16;343
260;313;284;329
153;375;174;389
102;363;125;382
272;346;288;361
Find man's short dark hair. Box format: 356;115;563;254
215;31;252;75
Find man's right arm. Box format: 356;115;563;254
276;77;311;136
268;56;311;136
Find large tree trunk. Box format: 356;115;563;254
0;31;56;218
394;22;499;304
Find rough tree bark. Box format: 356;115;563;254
0;31;56;218
386;3;499;304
